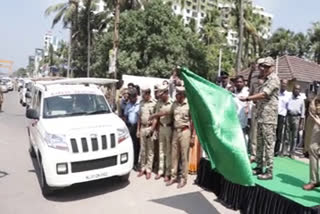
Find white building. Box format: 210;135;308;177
44;31;58;57
168;0;273;51
34;48;44;77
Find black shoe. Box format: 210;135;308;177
252;167;263;175
257;173;273;180
133;165;139;171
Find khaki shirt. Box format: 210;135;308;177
172;99;190;128
139;98;157;125
156;99;173;125
256;72;280;125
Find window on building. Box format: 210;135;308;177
201;13;205;17
187;17;190;21
187;1;192;6
174;5;177;10
201;0;205;3
193;0;197;3
201;5;205;10
192;11;197;17
187;9;190;14
192;5;196;10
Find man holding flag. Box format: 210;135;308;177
240;57;280;180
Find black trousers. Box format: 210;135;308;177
128;123;140;166
275;115;286;154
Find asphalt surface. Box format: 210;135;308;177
0;92;238;214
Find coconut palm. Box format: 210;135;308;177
294;32;310;58
308;22;320;64
45;0;80;77
266;28;297;57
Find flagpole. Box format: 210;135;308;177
275;56;279;75
218;48;222;77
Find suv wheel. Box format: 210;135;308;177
119;172;130;182
39;163;54;196
29;146;36;158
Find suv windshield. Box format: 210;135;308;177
43;94;111;119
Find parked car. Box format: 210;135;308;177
19;80;32;106
26;78;133;196
0;81;8;93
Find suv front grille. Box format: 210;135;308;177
71;156;117;173
70;133;116;153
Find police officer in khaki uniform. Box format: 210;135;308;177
137;86;157;179
241;57;280;180
166;86;193;188
303;95;320;190
150;85;173;182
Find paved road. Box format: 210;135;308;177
0;92;238;214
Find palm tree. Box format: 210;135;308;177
266;28;297;57
45;0;79;77
236;0;244;74
308;22;320;64
294;33;310;58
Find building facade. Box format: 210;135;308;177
167;0;273;51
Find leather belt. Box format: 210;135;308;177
160;122;172;127
141;124;150;127
287;112;301;117
175;126;189;132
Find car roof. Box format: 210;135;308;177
34;84;104;98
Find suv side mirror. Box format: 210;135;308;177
25;92;32;99
26;109;39;120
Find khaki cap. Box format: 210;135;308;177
158;84;169;96
257;57;275;67
176;86;185;93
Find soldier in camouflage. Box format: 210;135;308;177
241;57;280;180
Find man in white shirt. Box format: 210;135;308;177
283;84;305;159
234;75;250;149
275;80;290;156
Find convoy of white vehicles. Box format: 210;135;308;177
25;78;133;196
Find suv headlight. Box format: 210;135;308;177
117;127;130;143
45;133;69;152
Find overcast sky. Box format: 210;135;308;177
0;0;319;72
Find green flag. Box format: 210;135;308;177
181;68;254;186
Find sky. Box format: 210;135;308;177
0;0;320;72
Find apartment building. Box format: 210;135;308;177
168;0;273;51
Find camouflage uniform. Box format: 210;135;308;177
156;99;174;176
248;70;260;158
256;71;280;174
171;98;191;182
138;98;157;173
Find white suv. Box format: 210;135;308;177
26;78;133;196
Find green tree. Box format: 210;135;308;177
92;0;209;78
265;28;297;57
308;22;320;64
45;0;80;77
294;32;310;58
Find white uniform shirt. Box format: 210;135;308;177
278;90;291;117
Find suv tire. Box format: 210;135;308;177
40;163;54;196
29;146;36;158
119;172;130;182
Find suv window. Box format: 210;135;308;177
43;94;111;119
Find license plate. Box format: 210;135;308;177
85;172;108;180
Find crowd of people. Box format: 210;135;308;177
112;57;320;190
219;56;320;190
114;69;200;189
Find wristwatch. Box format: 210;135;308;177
246;97;250;102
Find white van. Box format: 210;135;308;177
26;78;133;196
